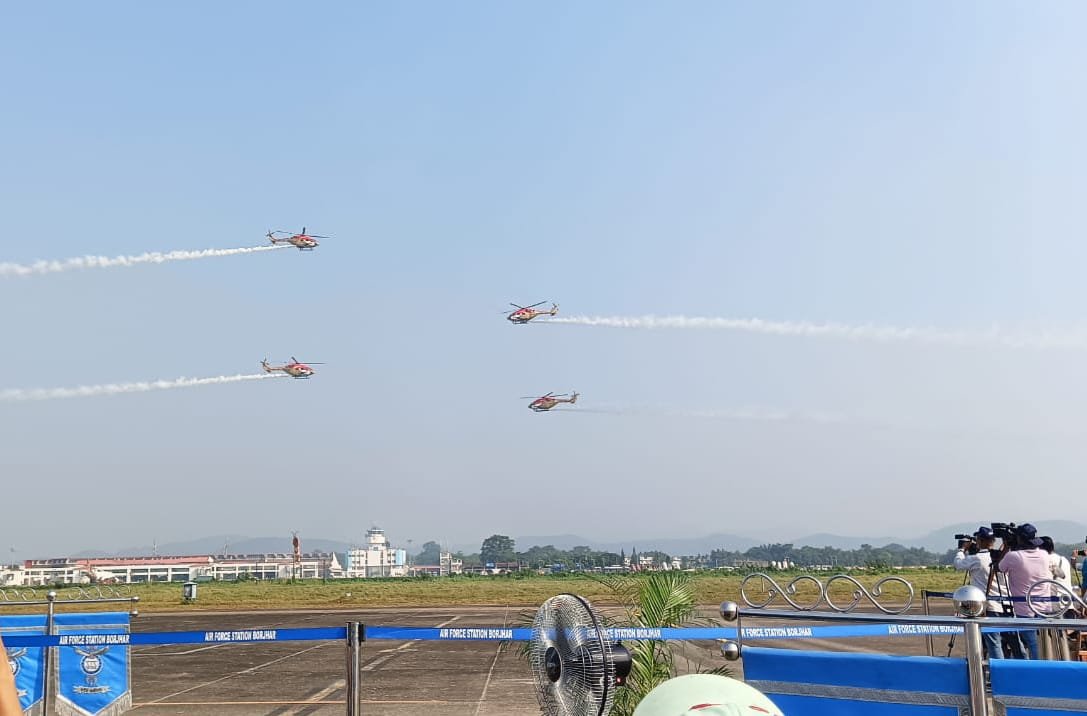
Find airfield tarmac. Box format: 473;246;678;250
130;607;548;715
127;605;941;715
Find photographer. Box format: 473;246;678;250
996;523;1051;660
1040;537;1072;594
953;526;1006;660
1073;540;1087;598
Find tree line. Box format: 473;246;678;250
412;536;953;569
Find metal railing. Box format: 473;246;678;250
739;571;915;613
721;573;1087;716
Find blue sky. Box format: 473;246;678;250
2;3;1085;558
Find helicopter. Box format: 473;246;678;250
266;227;329;251
261;357;323;379
523;392;579;412
506;301;559;324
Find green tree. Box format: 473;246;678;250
415;541;442;565
457;551;481;568
519;545;565;568
598;551;622;567
480;535;516;565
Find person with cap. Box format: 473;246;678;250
1082;554;1087;599
632;674;784;716
996;523;1051;659
1040;536;1075;619
1039;537;1072;592
953;526;1007;660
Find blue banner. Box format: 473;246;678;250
54;612;131;716
0;621;1045;652
366;624;959;641
1;615;46;713
3;627;347;648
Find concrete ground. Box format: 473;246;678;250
129;607;543;715
126;605;943;715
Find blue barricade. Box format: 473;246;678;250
2;615;46;713
19;619;1087;715
55;612;131;716
2;613;131;716
4;622;1000;648
743;646;970;715
0;623;976;647
990;660;1087;715
362;624;976;641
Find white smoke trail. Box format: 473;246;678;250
0;373;284;402
543;315;1087;349
560;403;848;424
0;245;289;277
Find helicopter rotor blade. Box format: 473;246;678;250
525;301;546;309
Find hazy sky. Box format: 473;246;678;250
2;2;1086;558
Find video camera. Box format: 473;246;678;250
954;533;977;554
1075;536;1087;558
990;522;1017;544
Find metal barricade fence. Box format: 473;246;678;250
5;573;1086;715
2;588;139;716
7;617;1003;715
924;586;1078;660
720;572;1087;716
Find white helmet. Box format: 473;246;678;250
633;674;785;716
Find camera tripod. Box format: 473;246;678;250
946;560;1018;658
944;570;969;657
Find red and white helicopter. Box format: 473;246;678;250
261;357;323;379
523;391;579;412
267;227;329;251
506;301;559;324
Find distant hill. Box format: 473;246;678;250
71;535;354;558
514;521;1087;557
911;521;1087;552
791;521;1087;553
62;519;1087;562
512;535;597;552
514;533;762;555
787;533;900;550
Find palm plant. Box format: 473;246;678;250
598;571;729;715
516;571;729;716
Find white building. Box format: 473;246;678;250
343;526;407;578
6;553;340;586
3;527;420;585
409;552;463;577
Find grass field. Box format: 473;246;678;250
3;568;966;613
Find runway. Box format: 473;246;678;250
129;607;547;715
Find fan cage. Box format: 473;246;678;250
530;593;616;716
